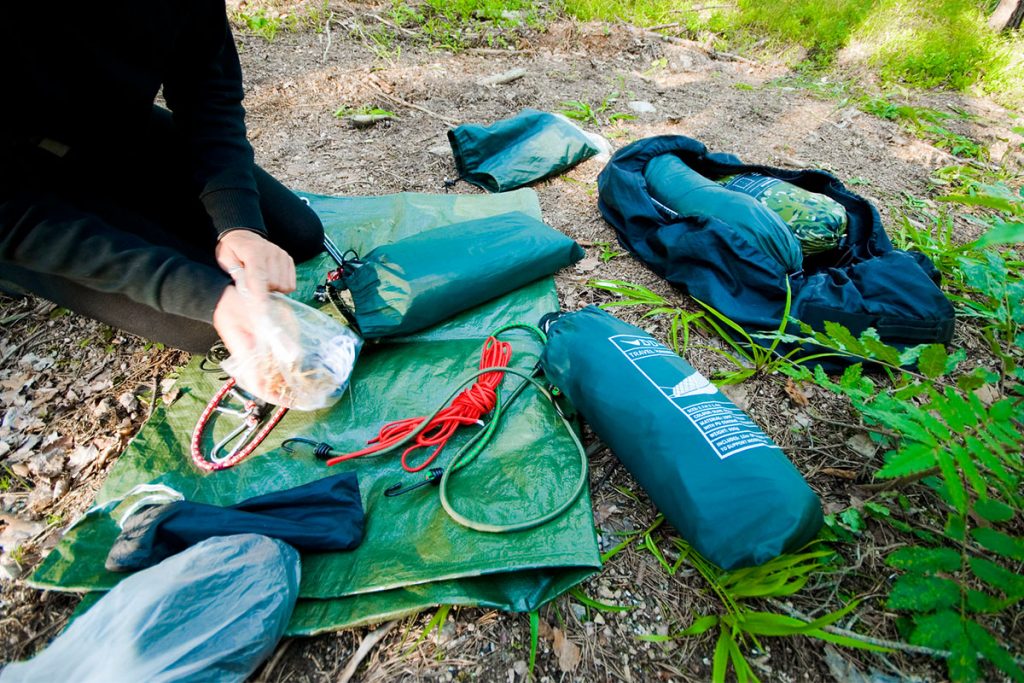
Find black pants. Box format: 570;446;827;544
0;107;324;353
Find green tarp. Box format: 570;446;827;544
31;190;601;635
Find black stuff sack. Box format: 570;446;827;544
540;306;823;569
597;135;954;362
448;109;609;192
106;472;364;572
341;211;584;338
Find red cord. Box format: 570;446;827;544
191;378;289;472
326;336;512;471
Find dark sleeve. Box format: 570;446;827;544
162;3;266;236
0;192;231;323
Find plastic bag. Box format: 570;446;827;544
222;293;362;411
1;534;299;683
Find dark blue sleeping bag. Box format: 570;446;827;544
597;136;954;360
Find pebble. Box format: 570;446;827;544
627;100;656;114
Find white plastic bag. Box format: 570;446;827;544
0;535;299;683
222;293;361;411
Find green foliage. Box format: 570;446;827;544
860;96;988;161
589;279;705;356
386;0;552;51
594;240;624;263
332;105;398;119
638;535;886;683
786;258;1024;682
560;92;635;128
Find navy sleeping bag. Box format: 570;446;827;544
597;136;954;360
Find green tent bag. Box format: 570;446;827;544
644;154;803;273
342;211;584;339
448;109;605;193
540;306;822;569
718;173;847;254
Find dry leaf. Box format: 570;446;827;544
68;444;100;478
845;433;876;459
575;256;601;273
784;378;810;407
720;384;750;411
820;467;859;480
0;514;45;552
552;627;581;673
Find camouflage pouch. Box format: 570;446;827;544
719;173;847;254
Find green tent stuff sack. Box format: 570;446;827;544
643;154;803;273
448;109;610;193
540;306;823;569
342;211;584;339
718;173;848;254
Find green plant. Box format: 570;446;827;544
560;92;635;127
589;279;704;355
333;105;398;119
639;536;886;683
594;240;623;263
693;280;836;383
782;314;1024;681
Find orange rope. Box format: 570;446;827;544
326;336;512;471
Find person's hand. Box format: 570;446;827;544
215;229;296;299
212;284;259;362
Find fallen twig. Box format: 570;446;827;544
338;620;399;683
372;89;459;127
321;12;334;64
769;600;1024;666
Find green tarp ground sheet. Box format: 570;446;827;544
30;190;602;635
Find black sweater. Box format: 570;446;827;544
0;1;264;321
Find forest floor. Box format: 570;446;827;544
1;3;1022;681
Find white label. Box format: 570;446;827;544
609;334;778;459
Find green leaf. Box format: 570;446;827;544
970;528;1024;562
936;447;968;514
887;574;961;611
528;610;539;675
885;547;961;573
877;442;937;479
966;589;1006;614
918;344;949;379
965;619;1024;683
840;508;866;533
969;557;1024;597
974;498;1014;523
861;335;902;366
824;321;866;355
972;220;1024;248
678;615;720;637
863;501;890;518
909;609;959;649
712;627;730;683
948;635;980;683
569;587;633;613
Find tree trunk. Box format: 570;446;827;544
989;0;1024;31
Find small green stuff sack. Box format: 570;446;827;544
718;173;847;254
448;109;608;193
343;211;584;338
540;306;823;569
644;154;803;272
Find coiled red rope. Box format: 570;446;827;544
326;336;512;472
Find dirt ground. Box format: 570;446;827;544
1;5;1021;681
